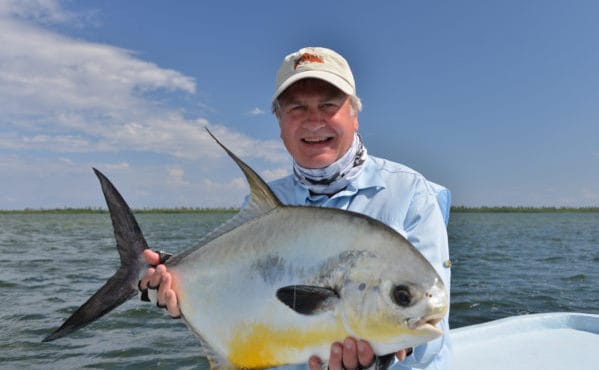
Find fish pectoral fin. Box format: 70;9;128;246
276;285;339;315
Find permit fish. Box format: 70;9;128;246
43;129;448;369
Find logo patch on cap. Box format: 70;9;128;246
293;53;324;70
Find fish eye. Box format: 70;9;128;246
391;285;412;307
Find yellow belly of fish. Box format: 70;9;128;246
227;320;346;369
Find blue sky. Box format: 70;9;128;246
1;0;598;209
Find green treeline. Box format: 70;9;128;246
450;206;599;213
1;206;599;214
0;207;239;214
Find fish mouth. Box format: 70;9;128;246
408;314;444;335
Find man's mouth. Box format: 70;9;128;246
302;137;333;144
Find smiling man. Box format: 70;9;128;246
275;78;358;171
141;46;452;370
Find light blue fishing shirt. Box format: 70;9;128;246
268;154;452;370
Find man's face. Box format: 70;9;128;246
276;79;359;169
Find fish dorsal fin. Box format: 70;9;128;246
168;129;282;264
276;285;340;315
206;128;281;220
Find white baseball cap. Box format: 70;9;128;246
272;46;356;103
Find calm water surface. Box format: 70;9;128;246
1;212;598;369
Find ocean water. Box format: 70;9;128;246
1;212;598;369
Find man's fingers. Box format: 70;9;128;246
396;349;406;361
139;267;155;290
396;348;413;362
356;340;375;367
138;253;179;317
308;356;322;370
156;269;171;303
149;264;166;288
143;249;160;265
310;339;375;370
328;342;343;370
165;290;180;318
158;272;180;317
342;338;359;370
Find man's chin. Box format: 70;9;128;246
297;155;337;169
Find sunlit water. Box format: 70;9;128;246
1;212;598;369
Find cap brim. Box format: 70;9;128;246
272;70;354;103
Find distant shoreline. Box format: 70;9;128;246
450;206;599;213
0;207;239;214
1;206;599;214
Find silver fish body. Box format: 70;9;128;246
44;129;448;370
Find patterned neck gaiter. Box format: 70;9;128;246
293;133;368;195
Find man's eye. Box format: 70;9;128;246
288;105;306;112
320;102;339;111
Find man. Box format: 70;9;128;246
140;46;451;369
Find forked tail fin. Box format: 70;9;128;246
43;168;149;342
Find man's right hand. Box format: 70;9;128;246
308;338;412;370
139;249;181;318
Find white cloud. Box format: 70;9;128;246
0;153;247;209
0;18;195;117
582;187;599;202
202;176;248;194
167;166;190;187
248;107;265;115
103;162;131;171
261;167;290;181
0;0;77;24
0;3;286;160
0;2;288;209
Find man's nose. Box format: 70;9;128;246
302;106;324;130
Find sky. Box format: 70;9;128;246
1;0;598;209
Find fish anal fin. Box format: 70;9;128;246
276;285;339;315
191;330;237;370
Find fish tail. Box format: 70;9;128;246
42;168;149;342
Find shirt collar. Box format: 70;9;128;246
294;156;386;204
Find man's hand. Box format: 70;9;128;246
308;338;411;370
138;249;180;318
